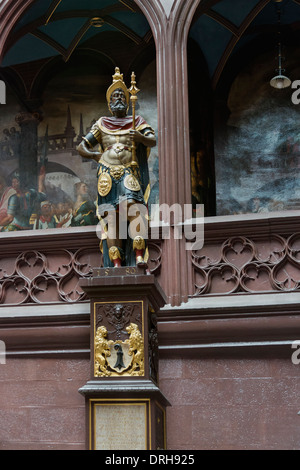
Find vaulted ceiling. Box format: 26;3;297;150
1;0;151;67
190;0;300;88
1;0;300;89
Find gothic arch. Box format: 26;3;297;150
0;0;34;63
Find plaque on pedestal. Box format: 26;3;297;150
79;267;170;450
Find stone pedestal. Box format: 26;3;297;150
79;266;170;450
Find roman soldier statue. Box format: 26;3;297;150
76;67;156;268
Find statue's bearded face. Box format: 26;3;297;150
110;89;127;116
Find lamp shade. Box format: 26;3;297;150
270;74;291;89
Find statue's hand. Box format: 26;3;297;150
76;141;102;162
130;129;156;148
130;129;143;144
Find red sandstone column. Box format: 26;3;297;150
135;0;201;306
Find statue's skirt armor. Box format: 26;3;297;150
97;161;145;211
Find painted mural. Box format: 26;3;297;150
0;61;158;232
215;47;300;216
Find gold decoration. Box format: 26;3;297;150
133;236;146;265
124;174;141;192
106;67;130;114
144;183;151;204
90;125;101;141
94;323;144;377
125;323;144;376
109;246;122;262
90;17;104;28
110;143;127;155
109;165;125;180
144;247;149;264
94;326;113;377
99;159;125;171
133;236;145;252
98;172;112;196
128;71;140;167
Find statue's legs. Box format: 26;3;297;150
127;200;148;267
105;200;148;267
105;210;123;267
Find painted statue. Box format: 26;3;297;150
76;67;156;267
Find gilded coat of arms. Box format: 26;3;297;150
94;323;144;377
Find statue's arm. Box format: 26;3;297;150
76;140;102;162
76;125;102;162
130;129;156;148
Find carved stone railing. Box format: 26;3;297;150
0;248;98;305
0;227;162;307
1;211;299;307
191;211;300;297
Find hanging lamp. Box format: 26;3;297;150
270;1;291;89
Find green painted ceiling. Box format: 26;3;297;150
2;0;300;86
2;0;150;66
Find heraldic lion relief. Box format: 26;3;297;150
94;323;144;377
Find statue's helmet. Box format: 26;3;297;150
106;67;130;115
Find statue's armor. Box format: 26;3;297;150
83;116;154;210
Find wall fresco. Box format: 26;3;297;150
0;61;158;232
215;49;300;216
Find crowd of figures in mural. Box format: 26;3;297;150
0;110;159;232
0;169;99;232
0;110;100;232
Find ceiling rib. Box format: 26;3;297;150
143;29;153;43
45;0;63;25
63;19;92;61
4;4;145;65
31;29;66;56
103;15;142;44
118;0;138;13
205;9;239;36
191;0;227;25
212;0;271;89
